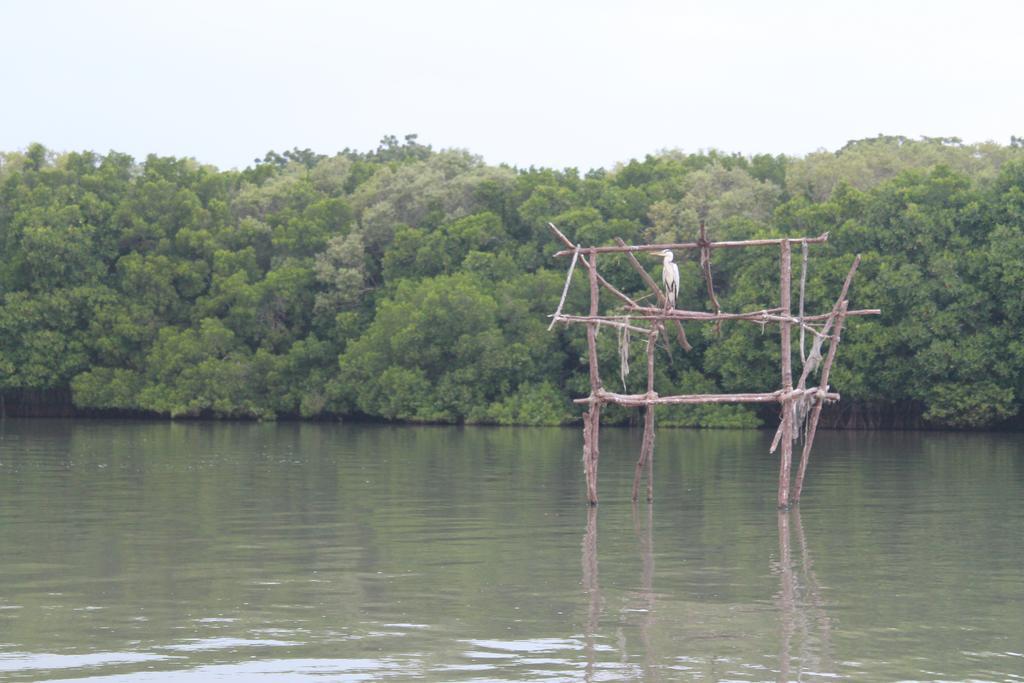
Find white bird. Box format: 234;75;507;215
653;250;679;310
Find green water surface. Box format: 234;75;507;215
0;420;1021;681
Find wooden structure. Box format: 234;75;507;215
547;223;879;508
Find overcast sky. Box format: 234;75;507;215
2;0;1021;171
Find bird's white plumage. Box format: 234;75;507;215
656;250;678;309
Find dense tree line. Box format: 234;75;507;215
1;135;1022;428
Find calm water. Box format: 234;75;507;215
0;420;1021;682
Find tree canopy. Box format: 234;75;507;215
1;136;1023;428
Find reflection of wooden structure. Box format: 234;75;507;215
547;223;878;508
777;508;835;678
581;506;600;681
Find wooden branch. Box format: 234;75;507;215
698;220;723;328
798;253;862;382
548;223;636;308
575;387;839;407
586;250;601;390
583;405;600;505
793;301;848;503
770;254;869;452
633;329;658;502
642;404;655;502
778;241;794;510
549;314;651;335
627;306;783;321
613;237;692;352
646;330;657;394
553;232;829;257
583;249;601;506
797;254;861;382
643;327;659;505
645;327;656;503
548;244;580;331
626;306;879;324
833;255;862;317
799;240;808;363
799;309;878;321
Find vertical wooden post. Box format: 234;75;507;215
584;250;601;505
644;326;656;503
793;300;848;503
777;242;794;509
646;417;654;503
632;328;657;502
586;408;601;505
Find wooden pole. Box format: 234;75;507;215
632;329;658;502
584;249;601;505
587;407;601;505
574;387;839;407
793;301;848;503
548;245;580;331
552;232;829;257
769;254;866;452
646;419;654;502
624;306;878;324
793;255;861;387
550;315;652;334
778;241;794;509
799;240;808;363
698;220;723;327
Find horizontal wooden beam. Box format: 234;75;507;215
553;233;829;258
549;314;652;334
574;387;840;407
626;306;785;322
560;308;881;325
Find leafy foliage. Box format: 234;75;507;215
2;136;1023;427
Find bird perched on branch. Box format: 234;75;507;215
653;250;679;310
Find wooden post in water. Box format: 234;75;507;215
545;223;876;507
793;300;848;503
583;249;602;505
632;328;658;502
777;242;795;509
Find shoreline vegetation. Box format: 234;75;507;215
2;135;1023;430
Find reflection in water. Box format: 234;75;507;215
630;502;656;679
580;504;658;682
581;506;600;682
1;421;1022;680
776;508;834;681
777;511;795;682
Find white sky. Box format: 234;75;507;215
2;0;1022;171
